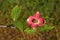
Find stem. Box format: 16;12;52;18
0;25;15;28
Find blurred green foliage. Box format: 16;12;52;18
24;28;36;34
0;0;60;26
38;24;54;32
13;19;25;31
11;5;22;21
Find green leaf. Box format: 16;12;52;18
45;16;49;19
11;5;22;21
38;24;54;32
13;20;24;31
24;28;36;34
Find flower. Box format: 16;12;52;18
27;11;45;29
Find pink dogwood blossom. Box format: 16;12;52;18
27;11;45;29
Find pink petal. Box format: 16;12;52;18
27;16;34;25
38;18;44;26
31;24;38;28
34;11;41;18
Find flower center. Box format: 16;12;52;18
32;19;39;24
